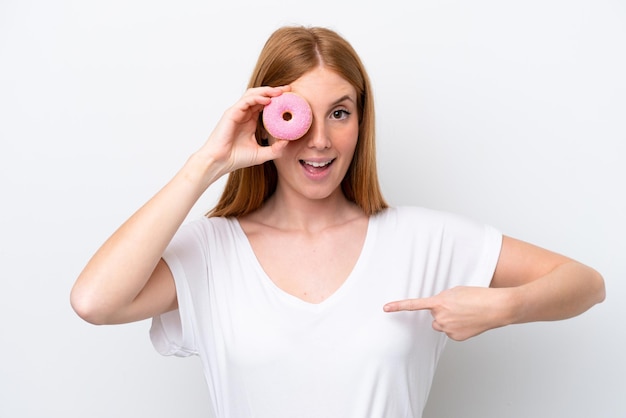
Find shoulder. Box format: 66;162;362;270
170;216;240;248
164;216;245;269
373;205;472;228
180;215;235;234
373;205;500;242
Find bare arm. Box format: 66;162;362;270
70;86;289;325
70;157;217;325
490;235;605;324
383;236;605;341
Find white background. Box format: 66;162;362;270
1;0;625;417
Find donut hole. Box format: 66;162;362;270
282;112;293;122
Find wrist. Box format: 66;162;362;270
180;150;226;190
499;286;527;326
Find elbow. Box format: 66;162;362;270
590;267;606;305
577;262;606;307
70;284;111;326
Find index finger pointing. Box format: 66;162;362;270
383;297;436;313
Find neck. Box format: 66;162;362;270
249;187;364;233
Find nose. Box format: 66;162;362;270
305;117;331;150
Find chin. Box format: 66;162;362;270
301;186;344;202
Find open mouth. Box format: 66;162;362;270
300;159;334;168
300;159;335;174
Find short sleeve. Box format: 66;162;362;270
149;220;210;357
461;223;501;287
390;206;503;293
438;211;502;289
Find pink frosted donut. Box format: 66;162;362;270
262;92;312;141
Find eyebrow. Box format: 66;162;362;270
330;95;356;107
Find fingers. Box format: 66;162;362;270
383;297;453;339
383;297;435;312
202;85;293;174
384;297;447;336
383;287;499;341
255;139;289;163
431;320;443;332
229;87;281;120
227;86;289;123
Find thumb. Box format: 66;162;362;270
383;296;436;313
258;139;288;162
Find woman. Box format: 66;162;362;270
71;26;605;417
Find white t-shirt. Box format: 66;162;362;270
150;206;502;417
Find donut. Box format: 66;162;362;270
262;92;312;141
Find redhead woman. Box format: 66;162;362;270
71;26;605;417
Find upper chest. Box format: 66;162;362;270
239;216;369;304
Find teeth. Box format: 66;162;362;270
303;160;332;168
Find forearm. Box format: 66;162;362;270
71;86;291;324
71;152;222;323
383;239;605;341
506;261;605;325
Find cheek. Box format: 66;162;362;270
342;126;359;155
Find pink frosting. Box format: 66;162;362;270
262;92;312;140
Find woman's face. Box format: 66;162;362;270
269;66;359;203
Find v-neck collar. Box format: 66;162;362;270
229;215;378;312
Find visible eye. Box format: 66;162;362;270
331;109;351;120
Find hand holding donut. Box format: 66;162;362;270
197;86;291;178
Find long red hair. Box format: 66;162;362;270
208;26;387;217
